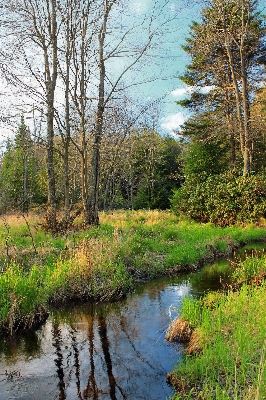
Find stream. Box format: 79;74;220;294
0;243;264;400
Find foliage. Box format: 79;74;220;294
134;135;183;210
178;0;266;175
0;116;46;212
0;124;183;215
182;136;228;183
171;172;266;226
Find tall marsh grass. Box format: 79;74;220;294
0;210;266;335
231;251;266;284
171;277;266;398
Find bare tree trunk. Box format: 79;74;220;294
240;2;252;175
43;1;58;231
86;0;111;226
221;0;254;176
224;37;245;158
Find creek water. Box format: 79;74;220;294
0;243;264;400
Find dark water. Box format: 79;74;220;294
0;244;264;400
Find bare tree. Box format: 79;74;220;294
1;0;181;227
1;0;59;229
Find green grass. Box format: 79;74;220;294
170;264;266;399
231;252;266;284
0;210;265;335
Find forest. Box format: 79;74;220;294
0;0;265;231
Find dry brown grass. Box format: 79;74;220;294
186;332;202;355
100;209;174;229
64;236;120;271
166;316;203;357
166;371;190;393
165;317;193;342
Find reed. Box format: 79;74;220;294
231;251;266;284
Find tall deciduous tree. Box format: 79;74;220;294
1;0;181;227
2;0;59;228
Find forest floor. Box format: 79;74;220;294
0;209;266;337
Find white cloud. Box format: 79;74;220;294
161;112;186;133
171;85;215;98
131;2;146;13
171;87;194;98
200;85;215;94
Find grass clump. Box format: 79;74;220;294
0;263;48;334
0;210;266;336
231;252;266;285
168;270;266;399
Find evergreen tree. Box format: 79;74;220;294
0;116;44;212
178;0;266;175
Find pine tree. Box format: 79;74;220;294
0;116;42;212
179;0;266;175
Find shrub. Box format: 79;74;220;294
171;172;266;226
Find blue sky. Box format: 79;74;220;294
123;0;203;135
0;0;203;143
147;0;266;135
1;0;265;142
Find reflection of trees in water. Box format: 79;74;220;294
0;330;41;363
119;315;158;372
51;307;127;399
98;314;126;400
83;311;98;400
71;330;82;399
52;325;66;400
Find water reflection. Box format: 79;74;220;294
0;281;186;400
1;243;264;400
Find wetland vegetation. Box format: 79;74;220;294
0;209;266;337
167;249;266;399
1;0;266;398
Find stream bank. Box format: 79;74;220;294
166;245;266;400
1;243;265;400
1;210;266;337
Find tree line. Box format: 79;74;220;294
0;0;266;228
0;0;178;230
0;115;183;216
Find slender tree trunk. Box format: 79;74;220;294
240;47;252;174
44;0;58;230
23;153;29;213
62;32;71;223
225;106;236;169
224;38;245;152
86;1;111;225
222;1;253;176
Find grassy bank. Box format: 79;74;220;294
167;255;266;399
0;210;266;335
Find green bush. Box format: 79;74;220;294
171;173;266;226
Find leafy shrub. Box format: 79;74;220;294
171;172;266;226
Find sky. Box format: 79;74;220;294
0;0;203;145
118;0;203;134
125;0;203;135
